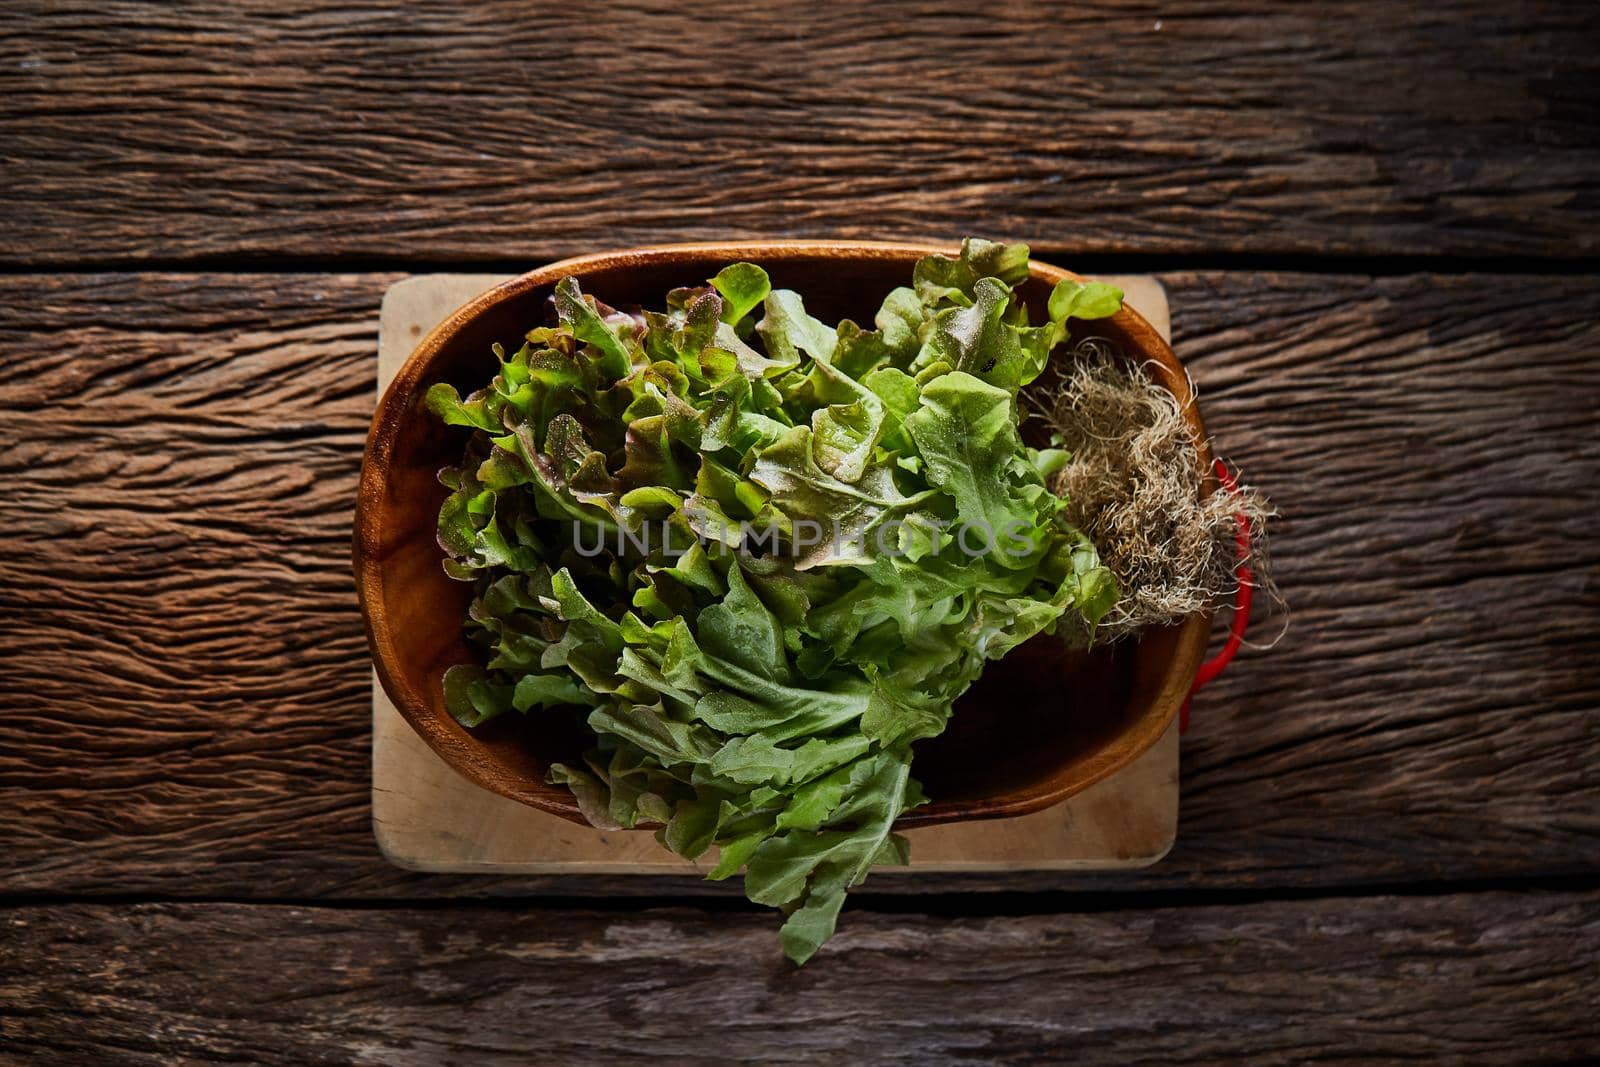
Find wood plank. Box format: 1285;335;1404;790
1;270;1597;900
376;711;1176;876
371;273;1177;876
3;1;1598;264
2;892;1596;1063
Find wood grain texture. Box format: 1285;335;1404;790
0;274;394;895
2;0;1598;266
1;269;1597;901
1;892;1595;1064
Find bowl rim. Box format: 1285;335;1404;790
355;240;1213;829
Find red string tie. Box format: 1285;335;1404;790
1179;459;1254;733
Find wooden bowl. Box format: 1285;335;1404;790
355;242;1213;830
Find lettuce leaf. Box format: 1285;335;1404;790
431;238;1121;963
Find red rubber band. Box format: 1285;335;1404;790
1179;460;1254;733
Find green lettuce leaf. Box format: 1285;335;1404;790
427;241;1123;964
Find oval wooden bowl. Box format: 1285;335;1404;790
355;242;1214;830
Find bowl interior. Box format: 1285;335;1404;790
357;244;1210;828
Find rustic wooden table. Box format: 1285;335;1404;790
3;3;1598;1063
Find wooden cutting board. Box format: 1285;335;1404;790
372;272;1178;874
